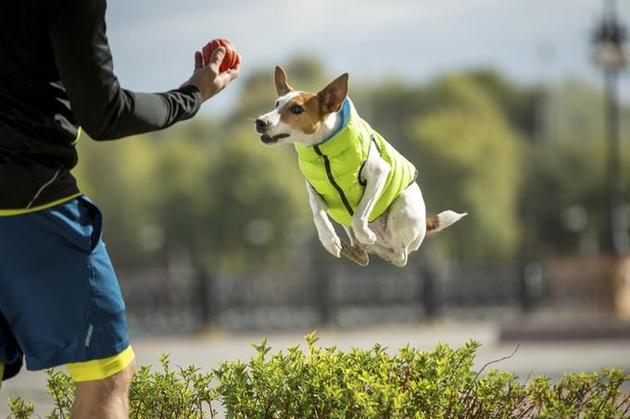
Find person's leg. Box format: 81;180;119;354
0;196;133;415
72;360;135;419
67;345;136;418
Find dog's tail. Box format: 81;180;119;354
426;210;467;234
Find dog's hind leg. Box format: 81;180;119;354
384;182;427;262
341;226;369;267
364;242;407;267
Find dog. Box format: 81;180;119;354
254;66;466;267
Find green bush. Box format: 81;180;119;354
6;333;630;418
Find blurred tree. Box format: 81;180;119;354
520;139;630;257
469;69;541;138
520;139;604;257
355;82;428;156
544;79;606;144
407;75;523;262
518;78;630;257
194;125;310;270
74;133;157;267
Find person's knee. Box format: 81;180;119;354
104;359;134;389
76;360;135;396
72;362;135;419
109;359;135;390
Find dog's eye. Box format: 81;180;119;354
290;105;304;114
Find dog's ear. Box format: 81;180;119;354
318;73;348;115
275;66;293;96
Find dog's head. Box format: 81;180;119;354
254;66;348;146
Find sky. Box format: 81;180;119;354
105;0;630;117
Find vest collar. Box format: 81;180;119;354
295;97;366;159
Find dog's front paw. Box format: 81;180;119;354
319;232;342;258
353;224;377;245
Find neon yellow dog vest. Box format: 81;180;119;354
295;98;417;226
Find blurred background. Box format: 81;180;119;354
4;0;630;414
77;0;630;335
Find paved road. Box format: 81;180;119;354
1;321;629;416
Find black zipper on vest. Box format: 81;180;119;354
313;145;354;216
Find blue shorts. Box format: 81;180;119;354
0;196;129;381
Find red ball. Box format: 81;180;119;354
202;38;240;72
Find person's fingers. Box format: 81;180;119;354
194;51;203;70
227;55;241;81
215;72;233;87
208;46;226;73
221;66;240;82
228;67;240;81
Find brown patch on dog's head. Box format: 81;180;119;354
275;71;350;135
278;92;322;135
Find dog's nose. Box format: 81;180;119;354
255;119;269;133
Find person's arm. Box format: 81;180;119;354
49;0;238;141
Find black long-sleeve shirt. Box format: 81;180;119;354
0;0;202;210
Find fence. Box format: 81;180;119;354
119;256;529;335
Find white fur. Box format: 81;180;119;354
256;93;466;267
429;210;468;233
255;91;299;144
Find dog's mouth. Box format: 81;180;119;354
260;133;290;144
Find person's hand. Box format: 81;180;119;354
184;47;240;101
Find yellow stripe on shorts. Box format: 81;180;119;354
0;362;4;389
67;346;135;383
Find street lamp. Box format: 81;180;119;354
591;0;628;255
